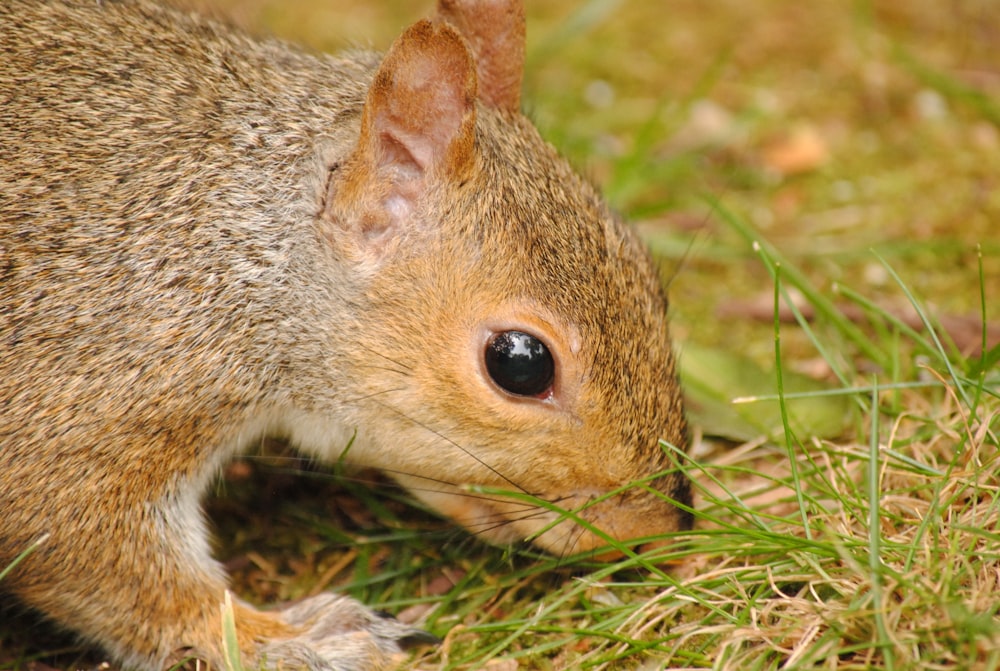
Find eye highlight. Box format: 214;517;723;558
484;331;555;398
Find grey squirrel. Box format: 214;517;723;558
0;0;693;668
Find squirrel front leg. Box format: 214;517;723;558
6;441;422;671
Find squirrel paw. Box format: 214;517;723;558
255;594;438;670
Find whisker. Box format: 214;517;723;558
460;510;546;536
356;343;415;373
462;519;523;539
336;386;409;404
555;499;592;566
233;454;546;512
458;498;582;537
352;363;412;377
373;468;541;508
475;513;552;534
365;482;543;513
242;461;547;516
372;399;529;495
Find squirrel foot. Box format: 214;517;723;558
250;594;437;670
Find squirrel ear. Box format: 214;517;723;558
328;20;477;257
436;0;525;113
361;19;478;179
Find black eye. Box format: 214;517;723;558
484;331;555;397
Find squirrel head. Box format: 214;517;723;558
318;0;691;556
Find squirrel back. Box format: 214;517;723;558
0;1;691;668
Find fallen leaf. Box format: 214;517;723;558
680;341;849;442
761;125;829;175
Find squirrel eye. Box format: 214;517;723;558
484;331;555;397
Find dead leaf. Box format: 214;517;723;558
761;125;829;175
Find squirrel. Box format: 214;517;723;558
0;0;693;669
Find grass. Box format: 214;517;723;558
3;1;1000;670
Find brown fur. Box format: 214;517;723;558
0;1;691;668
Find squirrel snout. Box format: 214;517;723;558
396;475;691;558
